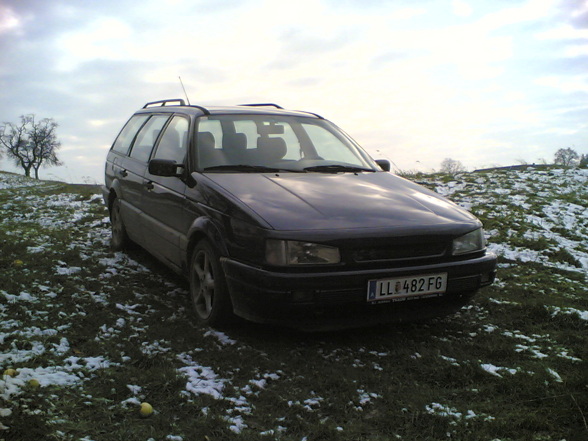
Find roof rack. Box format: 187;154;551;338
297;111;324;119
238;103;284;109
238;103;323;119
143;99;186;108
142;99;210;115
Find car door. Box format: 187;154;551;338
123;114;172;246
108;114;151;243
141;115;190;271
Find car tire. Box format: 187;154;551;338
110;197;130;251
189;239;234;326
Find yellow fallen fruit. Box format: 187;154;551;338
29;379;40;388
139;402;153;417
3;369;17;377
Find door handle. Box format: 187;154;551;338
118;168;128;178
145;181;154;191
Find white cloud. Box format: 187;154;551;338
475;0;556;31
563;44;588;57
0;5;21;34
452;0;474;17
536;24;588;40
56;18;134;71
1;0;585;182
535;22;588;58
88;119;110;127
386;7;428;20
571;0;588;17
535;76;588;93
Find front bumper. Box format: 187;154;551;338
221;252;497;331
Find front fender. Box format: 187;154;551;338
184;216;230;267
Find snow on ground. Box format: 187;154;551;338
429;167;588;274
1;168;586;438
0;172;48;190
0;172;290;436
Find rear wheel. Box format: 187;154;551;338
189;240;233;326
110;198;129;250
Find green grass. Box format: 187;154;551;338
0;169;587;441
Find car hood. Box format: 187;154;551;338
203;172;479;232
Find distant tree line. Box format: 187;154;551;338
440;147;587;175
0;114;62;179
554;147;587;167
440;158;466;174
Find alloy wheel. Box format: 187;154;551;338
191;248;216;320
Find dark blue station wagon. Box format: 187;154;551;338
102;99;496;331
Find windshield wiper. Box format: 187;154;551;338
203;164;301;173
303;164;375;173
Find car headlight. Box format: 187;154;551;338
266;240;341;265
452;228;485;255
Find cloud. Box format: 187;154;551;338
0;0;586;182
0;4;21;34
534;20;588;59
56;18;133;71
452;0;474;17
536;23;588;40
535;75;588;93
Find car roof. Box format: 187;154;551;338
135;99;323;119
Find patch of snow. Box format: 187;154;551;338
480;363;518;377
55;266;82;275
177;353;225;400
204;329;237;346
425;402;495;424
549;306;588;321
547;368;563;383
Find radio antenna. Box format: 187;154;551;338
178;76;191;105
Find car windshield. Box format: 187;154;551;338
195;114;377;173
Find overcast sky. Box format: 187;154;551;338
0;0;586;183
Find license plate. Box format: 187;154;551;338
367;273;447;303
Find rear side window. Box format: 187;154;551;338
111;114;149;154
129;115;171;163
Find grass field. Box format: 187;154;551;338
1;167;586;441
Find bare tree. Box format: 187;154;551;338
0;115;62;179
440;158;466;175
553;147;579;167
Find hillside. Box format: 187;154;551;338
0;168;586;441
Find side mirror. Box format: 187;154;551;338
375;159;391;172
148;159;184;177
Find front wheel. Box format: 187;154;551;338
189;240;233;326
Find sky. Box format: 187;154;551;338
0;0;586;184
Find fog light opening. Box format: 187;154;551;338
481;272;494;285
292;290;314;303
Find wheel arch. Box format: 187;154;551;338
185;216;229;271
106;180;123;213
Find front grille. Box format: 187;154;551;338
352;242;447;263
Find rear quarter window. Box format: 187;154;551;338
111;114;150;155
129;115;171;163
